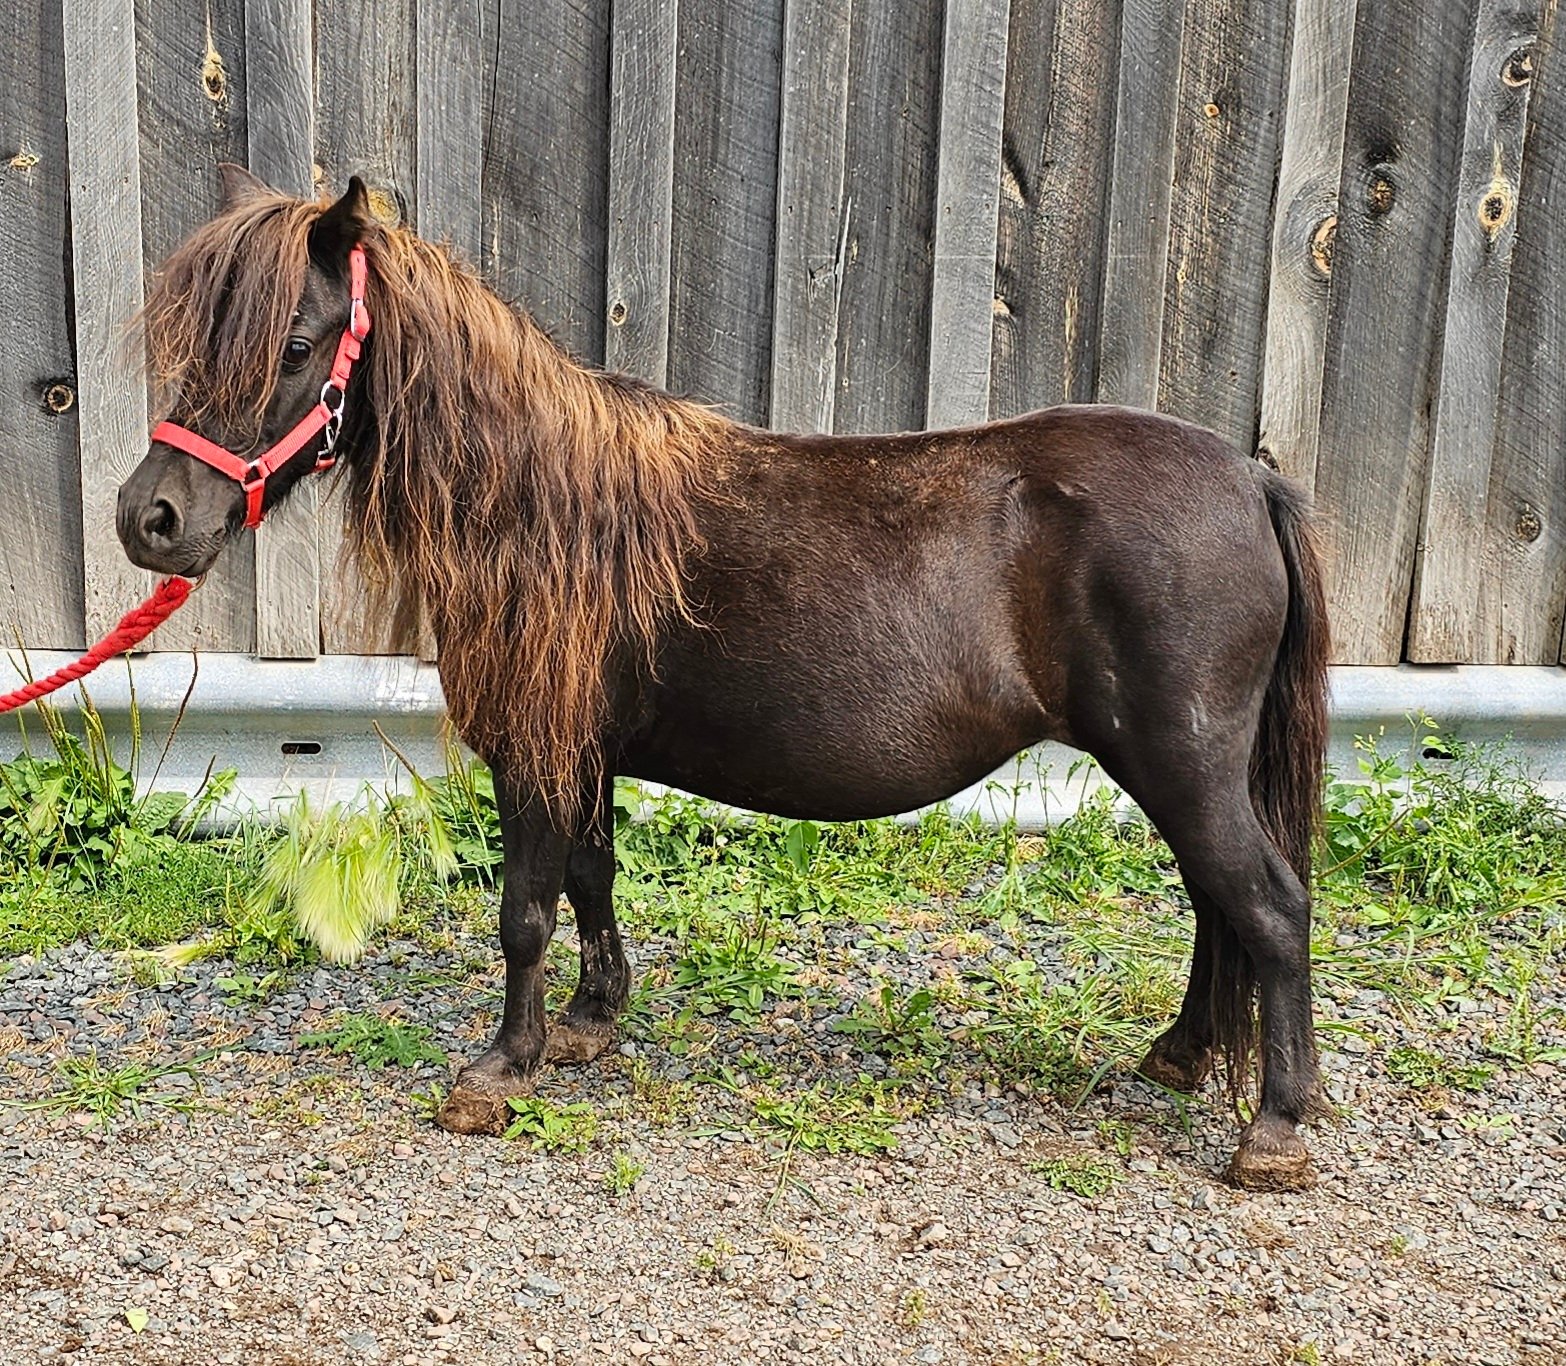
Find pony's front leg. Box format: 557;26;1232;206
435;787;569;1136
546;776;631;1064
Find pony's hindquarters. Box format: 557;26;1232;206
1021;428;1329;1190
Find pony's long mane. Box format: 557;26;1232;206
142;193;733;823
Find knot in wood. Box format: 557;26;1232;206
366;187;402;226
1309;215;1337;278
1366;169;1395;216
1516;507;1542;543
609;301;628;326
202;46;227;103
44;382;75;414
1478;184;1512;237
1503;47;1533;87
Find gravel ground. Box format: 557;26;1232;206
2;906;1564;1366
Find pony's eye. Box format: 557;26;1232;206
281;336;313;369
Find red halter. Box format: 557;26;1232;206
151;245;372;529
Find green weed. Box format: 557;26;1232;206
299;1012;447;1070
1384;1045;1493;1093
604;1150;645;1196
502;1097;599;1151
1030;1151;1121;1199
739;1075;905;1156
13;1054;201;1127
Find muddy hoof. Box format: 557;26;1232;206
434;1067;533;1136
1226;1121;1317;1192
544;1020;617;1066
1137;1041;1212;1094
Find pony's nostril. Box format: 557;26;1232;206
140;498;182;544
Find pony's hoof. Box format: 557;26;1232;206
1137;1040;1213;1094
434;1085;512;1136
1226;1121;1317;1192
434;1061;535;1136
544;1019;617;1066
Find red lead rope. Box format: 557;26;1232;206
0;576;194;714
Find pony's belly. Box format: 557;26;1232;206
621;704;1047;822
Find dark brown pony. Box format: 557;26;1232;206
118;169;1331;1191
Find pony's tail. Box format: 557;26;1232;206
1250;469;1331;886
1210;468;1331;1101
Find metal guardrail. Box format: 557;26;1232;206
4;654;1564;825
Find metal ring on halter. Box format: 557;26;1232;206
319;380;347;455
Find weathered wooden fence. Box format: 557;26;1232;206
2;0;1563;665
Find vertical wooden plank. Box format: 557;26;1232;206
135;0;257;653
1483;3;1566;663
64;0;149;641
604;0;678;384
1157;0;1292;454
1257;0;1358;488
316;0;417;655
246;0;319;657
834;0;944;434
667;0;783;422
769;0;852;433
1409;1;1542;662
990;0;1120;418
416;0;483;263
1096;0;1187;410
408;0;482;663
1;0;86;649
482;0;611;364
1313;0;1478;662
926;0;1010;430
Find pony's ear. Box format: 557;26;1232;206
311;176;372;268
217;162;271;208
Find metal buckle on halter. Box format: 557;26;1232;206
319;379;347;461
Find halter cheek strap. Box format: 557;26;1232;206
151;244;372;530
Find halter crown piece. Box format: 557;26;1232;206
151;244;372;529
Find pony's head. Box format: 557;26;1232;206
117;165;373;576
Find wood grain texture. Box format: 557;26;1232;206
1158;0;1291;454
244;0;314;194
416;0;483;264
769;0;852;432
667;0;783;423
1257;0;1358;488
1409;1;1541;662
482;0;610;363
1096;0;1187;410
926;0;1010;430
317;0;419;657
64;0;151;642
604;0;678;385
990;0;1120;417
1483;1;1566;663
0;0;86;649
1314;0;1478;662
135;0;256;652
834;0;944;433
246;0;319;657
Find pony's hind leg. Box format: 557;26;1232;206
1138;884;1219;1092
435;787;570;1136
545;800;632;1065
1157;796;1319;1191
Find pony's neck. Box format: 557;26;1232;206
342;229;729;817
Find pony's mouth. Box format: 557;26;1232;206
122;527;227;580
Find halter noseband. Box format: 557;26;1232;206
151;244;372;530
